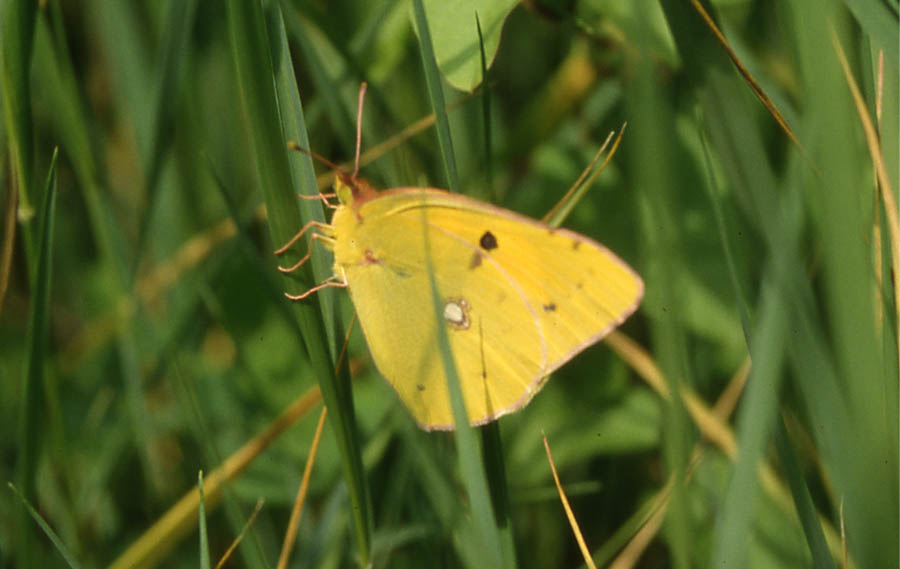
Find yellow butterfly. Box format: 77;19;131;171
278;93;643;431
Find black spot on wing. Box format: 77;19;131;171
417;384;426;391
479;230;498;251
543;302;557;312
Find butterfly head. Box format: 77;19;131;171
334;171;378;209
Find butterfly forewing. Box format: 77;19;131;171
334;191;546;429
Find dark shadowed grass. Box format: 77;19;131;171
15;148;58;568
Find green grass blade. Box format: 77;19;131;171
700;82;842;566
266;2;338;353
696;111;753;342
9;482;82;569
475;13;494;196
15;147;58;568
711;278;788;567
35;1;115;270
39;0;165;513
627;17;692;568
130;0;199;280
198;472;211;569
773;417;836;569
479;422;517;569
411;0;460;192
225;1;371;564
281;9;358;159
0;0;37;257
700;66;806;569
841;0;898;68
790;4;897;566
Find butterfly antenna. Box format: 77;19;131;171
353;82;368;179
287;140;347;173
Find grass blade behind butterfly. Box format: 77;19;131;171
411;0;459;192
225;1;371;564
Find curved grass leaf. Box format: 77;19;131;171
418;0;516;92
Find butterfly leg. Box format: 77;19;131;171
284;274;347;301
277;232;333;273
297;192;338;209
273;220;330;256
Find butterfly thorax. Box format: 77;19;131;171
330;203;360;270
330;175;379;273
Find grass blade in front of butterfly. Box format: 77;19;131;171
413;2;507;568
225;1;372;565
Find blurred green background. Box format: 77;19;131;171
1;0;897;568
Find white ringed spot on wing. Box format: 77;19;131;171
443;298;471;330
